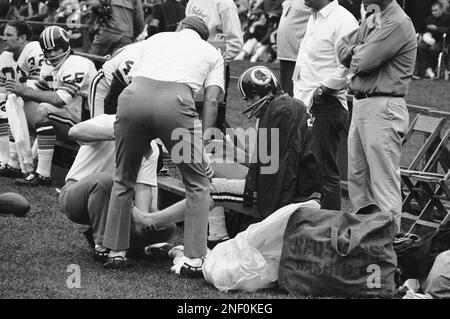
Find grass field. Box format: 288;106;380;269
0;59;449;299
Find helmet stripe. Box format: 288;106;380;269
42;27;49;49
50;26;55;48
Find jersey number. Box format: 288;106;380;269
62;72;85;84
1;66;27;83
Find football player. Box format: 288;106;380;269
4;26;97;186
0;21;44;178
88;41;145;118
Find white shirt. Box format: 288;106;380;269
130;29;225;97
186;0;243;63
66;115;159;186
293;0;358;109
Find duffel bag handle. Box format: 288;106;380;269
330;226;359;257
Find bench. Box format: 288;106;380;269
157;174;260;219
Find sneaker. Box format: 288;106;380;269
207;236;230;250
93;248;111;263
103;256;131;269
0;163;23;178
179;257;206;278
143;243;173;261
15;172;52;187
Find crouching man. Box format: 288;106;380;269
59;114;176;264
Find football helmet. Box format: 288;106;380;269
237;66;283;119
39;26;71;68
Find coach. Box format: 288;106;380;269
337;0;417;230
102;16;224;275
293;0;358;210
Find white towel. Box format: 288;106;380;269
5;94;33;173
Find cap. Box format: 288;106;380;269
180;15;210;41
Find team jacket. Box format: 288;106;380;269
244;94;321;218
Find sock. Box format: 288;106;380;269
8;127;20;170
109;250;126;258
0;118;9;164
208;206;229;241
35;122;56;178
94;244;108;252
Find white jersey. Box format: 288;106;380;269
102;41;145;86
0;42;44;117
0;42;44;86
34;55;97;120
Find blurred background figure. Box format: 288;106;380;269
145;0;185;38
276;0;310;96
234;10;270;62
89;0;145;56
416;1;450;79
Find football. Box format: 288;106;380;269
0;192;31;217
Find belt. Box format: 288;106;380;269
353;92;405;100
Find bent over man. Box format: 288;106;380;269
102;16;224;276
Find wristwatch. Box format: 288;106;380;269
316;87;324;96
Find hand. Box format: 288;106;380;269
203;150;215;180
427;24;438;31
4;80;25;96
205;135;236;161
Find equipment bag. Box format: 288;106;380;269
278;204;397;298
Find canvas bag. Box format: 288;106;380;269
278;204;397;298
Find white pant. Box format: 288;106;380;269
348;96;409;230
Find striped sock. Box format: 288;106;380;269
0;118;9;164
36;122;56;178
8;127;20;169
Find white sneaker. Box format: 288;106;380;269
425;67;436;79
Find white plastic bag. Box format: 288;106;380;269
5;94;33;173
202;200;321;292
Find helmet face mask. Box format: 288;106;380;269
39;26;71;68
237;66;283;119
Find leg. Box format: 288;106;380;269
362;97;409;230
59;173;113;245
311;97;348;210
416;40;430;77
103;106;152;251
348;99;376;211
279;59;295;97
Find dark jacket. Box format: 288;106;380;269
424;13;450;42
244;95;321;219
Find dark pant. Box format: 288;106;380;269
103;77;210;258
416;40;442;76
59;174;175;249
311;95;348;210
89;30;133;56
279;60;296;97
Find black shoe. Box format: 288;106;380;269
179;257;205;279
93;248;110;263
207;236;230;250
15;172;52;187
143;243;173;261
103;256;131;269
0;164;23;178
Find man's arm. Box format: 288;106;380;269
218;1;244;63
133;0;145;39
346;21;407;75
322;18;359;91
337;28;360;68
4;80;65;107
202;85;221;133
68;114;115;143
104;71;128;114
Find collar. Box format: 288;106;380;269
367;0;399;29
316;0;339;19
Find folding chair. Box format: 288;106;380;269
400;114;447;212
402;127;450;235
437;33;450;80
